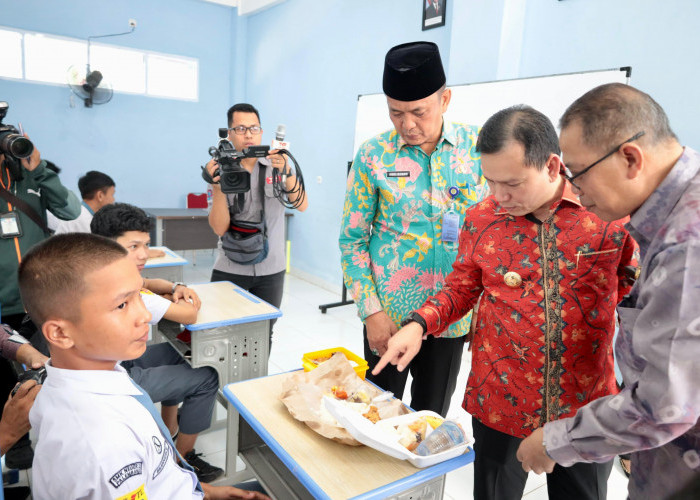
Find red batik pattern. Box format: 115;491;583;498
418;188;637;438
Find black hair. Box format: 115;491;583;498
90;202;151;239
560;83;677;147
18;233;127;325
476;105;560;170
227;103;260;127
78;170;115;200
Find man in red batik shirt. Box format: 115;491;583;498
374;105;638;500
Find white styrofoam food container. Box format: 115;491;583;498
323;396;473;468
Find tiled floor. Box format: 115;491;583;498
3;249;631;499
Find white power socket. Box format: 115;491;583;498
316;176;323;184
129;18;137;27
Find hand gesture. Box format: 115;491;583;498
206;159;221;187
364;311;398;357
20;135;41;172
515;427;556;474
172;285;202;310
372;321;424;375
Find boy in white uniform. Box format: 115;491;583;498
21;233;269;499
91;203;222;482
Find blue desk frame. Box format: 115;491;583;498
224;376;474;499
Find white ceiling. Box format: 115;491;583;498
199;0;287;15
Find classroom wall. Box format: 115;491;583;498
242;0;454;287
0;0;235;207
3;0;699;292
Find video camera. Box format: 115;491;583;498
0;102;34;161
202;128;269;194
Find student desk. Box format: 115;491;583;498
144;208;219;251
158;280;281;485
223;372;475;499
142;246;188;283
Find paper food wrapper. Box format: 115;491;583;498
280;352;409;446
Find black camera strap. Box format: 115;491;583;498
230;164;266;224
0;185;53;236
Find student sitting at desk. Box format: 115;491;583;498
91;203;223;483
20;233;269;499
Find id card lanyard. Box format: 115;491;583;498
0;166;23;261
442;186;460;244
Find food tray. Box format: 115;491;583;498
302;347;369;379
323;398;473;468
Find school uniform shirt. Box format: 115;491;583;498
415;180;638;437
30;362;203;499
544;147;700;499
339;121;487;336
140;289;171;324
47;200;94;233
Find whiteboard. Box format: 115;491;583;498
353;68;630;155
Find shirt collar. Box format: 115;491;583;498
494;175;581;215
395;120;456;151
627;146;700;244
44;361;142;396
81;200;95;215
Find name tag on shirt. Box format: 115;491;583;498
442;211;460;243
386;171;410;178
0;212;22;238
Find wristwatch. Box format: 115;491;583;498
171;282;186;294
401;312;427;334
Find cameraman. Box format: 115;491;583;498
1;130;80;470
205;103;308;348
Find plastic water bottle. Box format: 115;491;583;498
414;420;466;456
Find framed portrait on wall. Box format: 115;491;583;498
422;0;447;30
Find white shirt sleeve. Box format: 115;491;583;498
140;290;172;324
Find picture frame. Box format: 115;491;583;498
422;0;447;31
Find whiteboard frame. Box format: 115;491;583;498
352;67;631;156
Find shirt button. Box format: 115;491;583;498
504;271;522;288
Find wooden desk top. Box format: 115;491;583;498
187;281;281;330
225;373;470;499
144;246;188;268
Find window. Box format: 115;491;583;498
90;43;146;94
0;29;23;79
147;54;198;100
24;32;86;85
0;25;198;101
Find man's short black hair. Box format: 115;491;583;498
90;203;151;239
476;105;560;170
227;103;260;127
19;233;127;326
78;170;115;200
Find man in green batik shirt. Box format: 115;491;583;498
339;41;487;416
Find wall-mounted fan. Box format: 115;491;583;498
67;65;113;108
66;20;136;108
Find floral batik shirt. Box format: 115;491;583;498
544;147;700;499
415;181;638;436
339;121;487;336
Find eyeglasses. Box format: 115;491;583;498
228;125;263;135
563;131;645;189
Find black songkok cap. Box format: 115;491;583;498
383;41;446;102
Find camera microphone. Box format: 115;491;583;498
271;124;290;150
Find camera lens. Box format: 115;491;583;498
0;133;34;159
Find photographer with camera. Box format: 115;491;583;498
205;103;308;348
0;101;80;471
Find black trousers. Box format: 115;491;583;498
210;269;285;349
363;328;464;417
472;418;613;500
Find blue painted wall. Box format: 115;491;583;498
0;0;235;207
2;0;699;288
